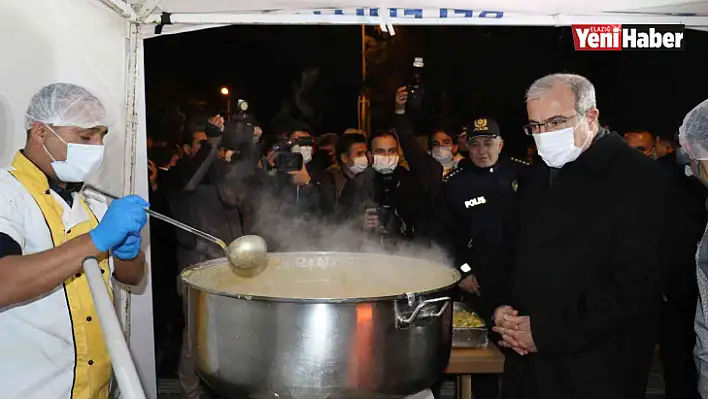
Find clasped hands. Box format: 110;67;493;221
492;305;538;356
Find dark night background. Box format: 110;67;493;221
144;25;708;157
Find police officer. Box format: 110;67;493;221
439;117;528;399
442;117;528;318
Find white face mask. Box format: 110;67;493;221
432;146;454;165
292;145;313;164
349;156;369;175
685;165;695;178
533;119;587;168
372;154;399;174
44;125;105;183
691;160;708;187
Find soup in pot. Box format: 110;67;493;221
182;252;460;300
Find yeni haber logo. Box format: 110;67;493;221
571;24;685;51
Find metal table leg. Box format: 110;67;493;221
455;375;473;399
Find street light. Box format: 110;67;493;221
220;87;231;115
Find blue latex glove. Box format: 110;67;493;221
90;195;149;252
112;232;142;260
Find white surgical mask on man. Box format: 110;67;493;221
292;145;313;164
349;156;369;175
43;125;105;183
372;154;399;174
432;146;454;165
533;119;587;168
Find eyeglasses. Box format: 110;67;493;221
523;114;580;136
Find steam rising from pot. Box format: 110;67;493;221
248;191;452;267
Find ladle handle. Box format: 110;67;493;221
144;208;228;250
81;186;228;251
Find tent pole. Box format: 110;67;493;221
118;19;158;399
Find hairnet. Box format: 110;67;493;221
679;99;708;160
25;83;108;130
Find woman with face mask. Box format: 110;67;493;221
679;99;708;398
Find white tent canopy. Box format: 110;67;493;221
136;0;708;15
1;1;706;398
117;0;708;37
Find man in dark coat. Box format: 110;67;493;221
655;146;706;399
247;123;337;251
169;116;260;399
493;73;676;399
623;129;705;399
338;131;433;249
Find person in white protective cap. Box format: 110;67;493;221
680;99;708;398
0;83;149;399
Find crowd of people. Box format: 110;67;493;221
145;72;708;399
2;73;708;399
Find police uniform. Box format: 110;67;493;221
441;118;529;320
0;152;113;399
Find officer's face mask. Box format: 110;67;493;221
372;154;399;174
43;124;105;183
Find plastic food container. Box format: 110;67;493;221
452;302;488;348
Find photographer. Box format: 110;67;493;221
338;130;430;248
249;122;336;250
393;86;444;194
167;113;260;399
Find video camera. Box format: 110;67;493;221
375;173;402;236
271;136;314;173
218;99;258;157
219;99;252;124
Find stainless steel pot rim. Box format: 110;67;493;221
180;251;461;304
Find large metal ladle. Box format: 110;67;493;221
81;186;267;272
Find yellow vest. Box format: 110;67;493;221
9;152;112;399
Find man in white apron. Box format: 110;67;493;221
0;82;149;399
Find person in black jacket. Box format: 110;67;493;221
494;73;678;399
435;117;528;399
338;130;431;249
656;132;677;159
655;146;706;399
624;130;655;158
622;129;705;399
169;115;260;399
622;131;705;399
248;122;336;251
331;133;369;205
146;142;182;375
442;118;529;320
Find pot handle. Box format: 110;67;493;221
398;296;451;326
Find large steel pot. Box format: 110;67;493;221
180;251;460;399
